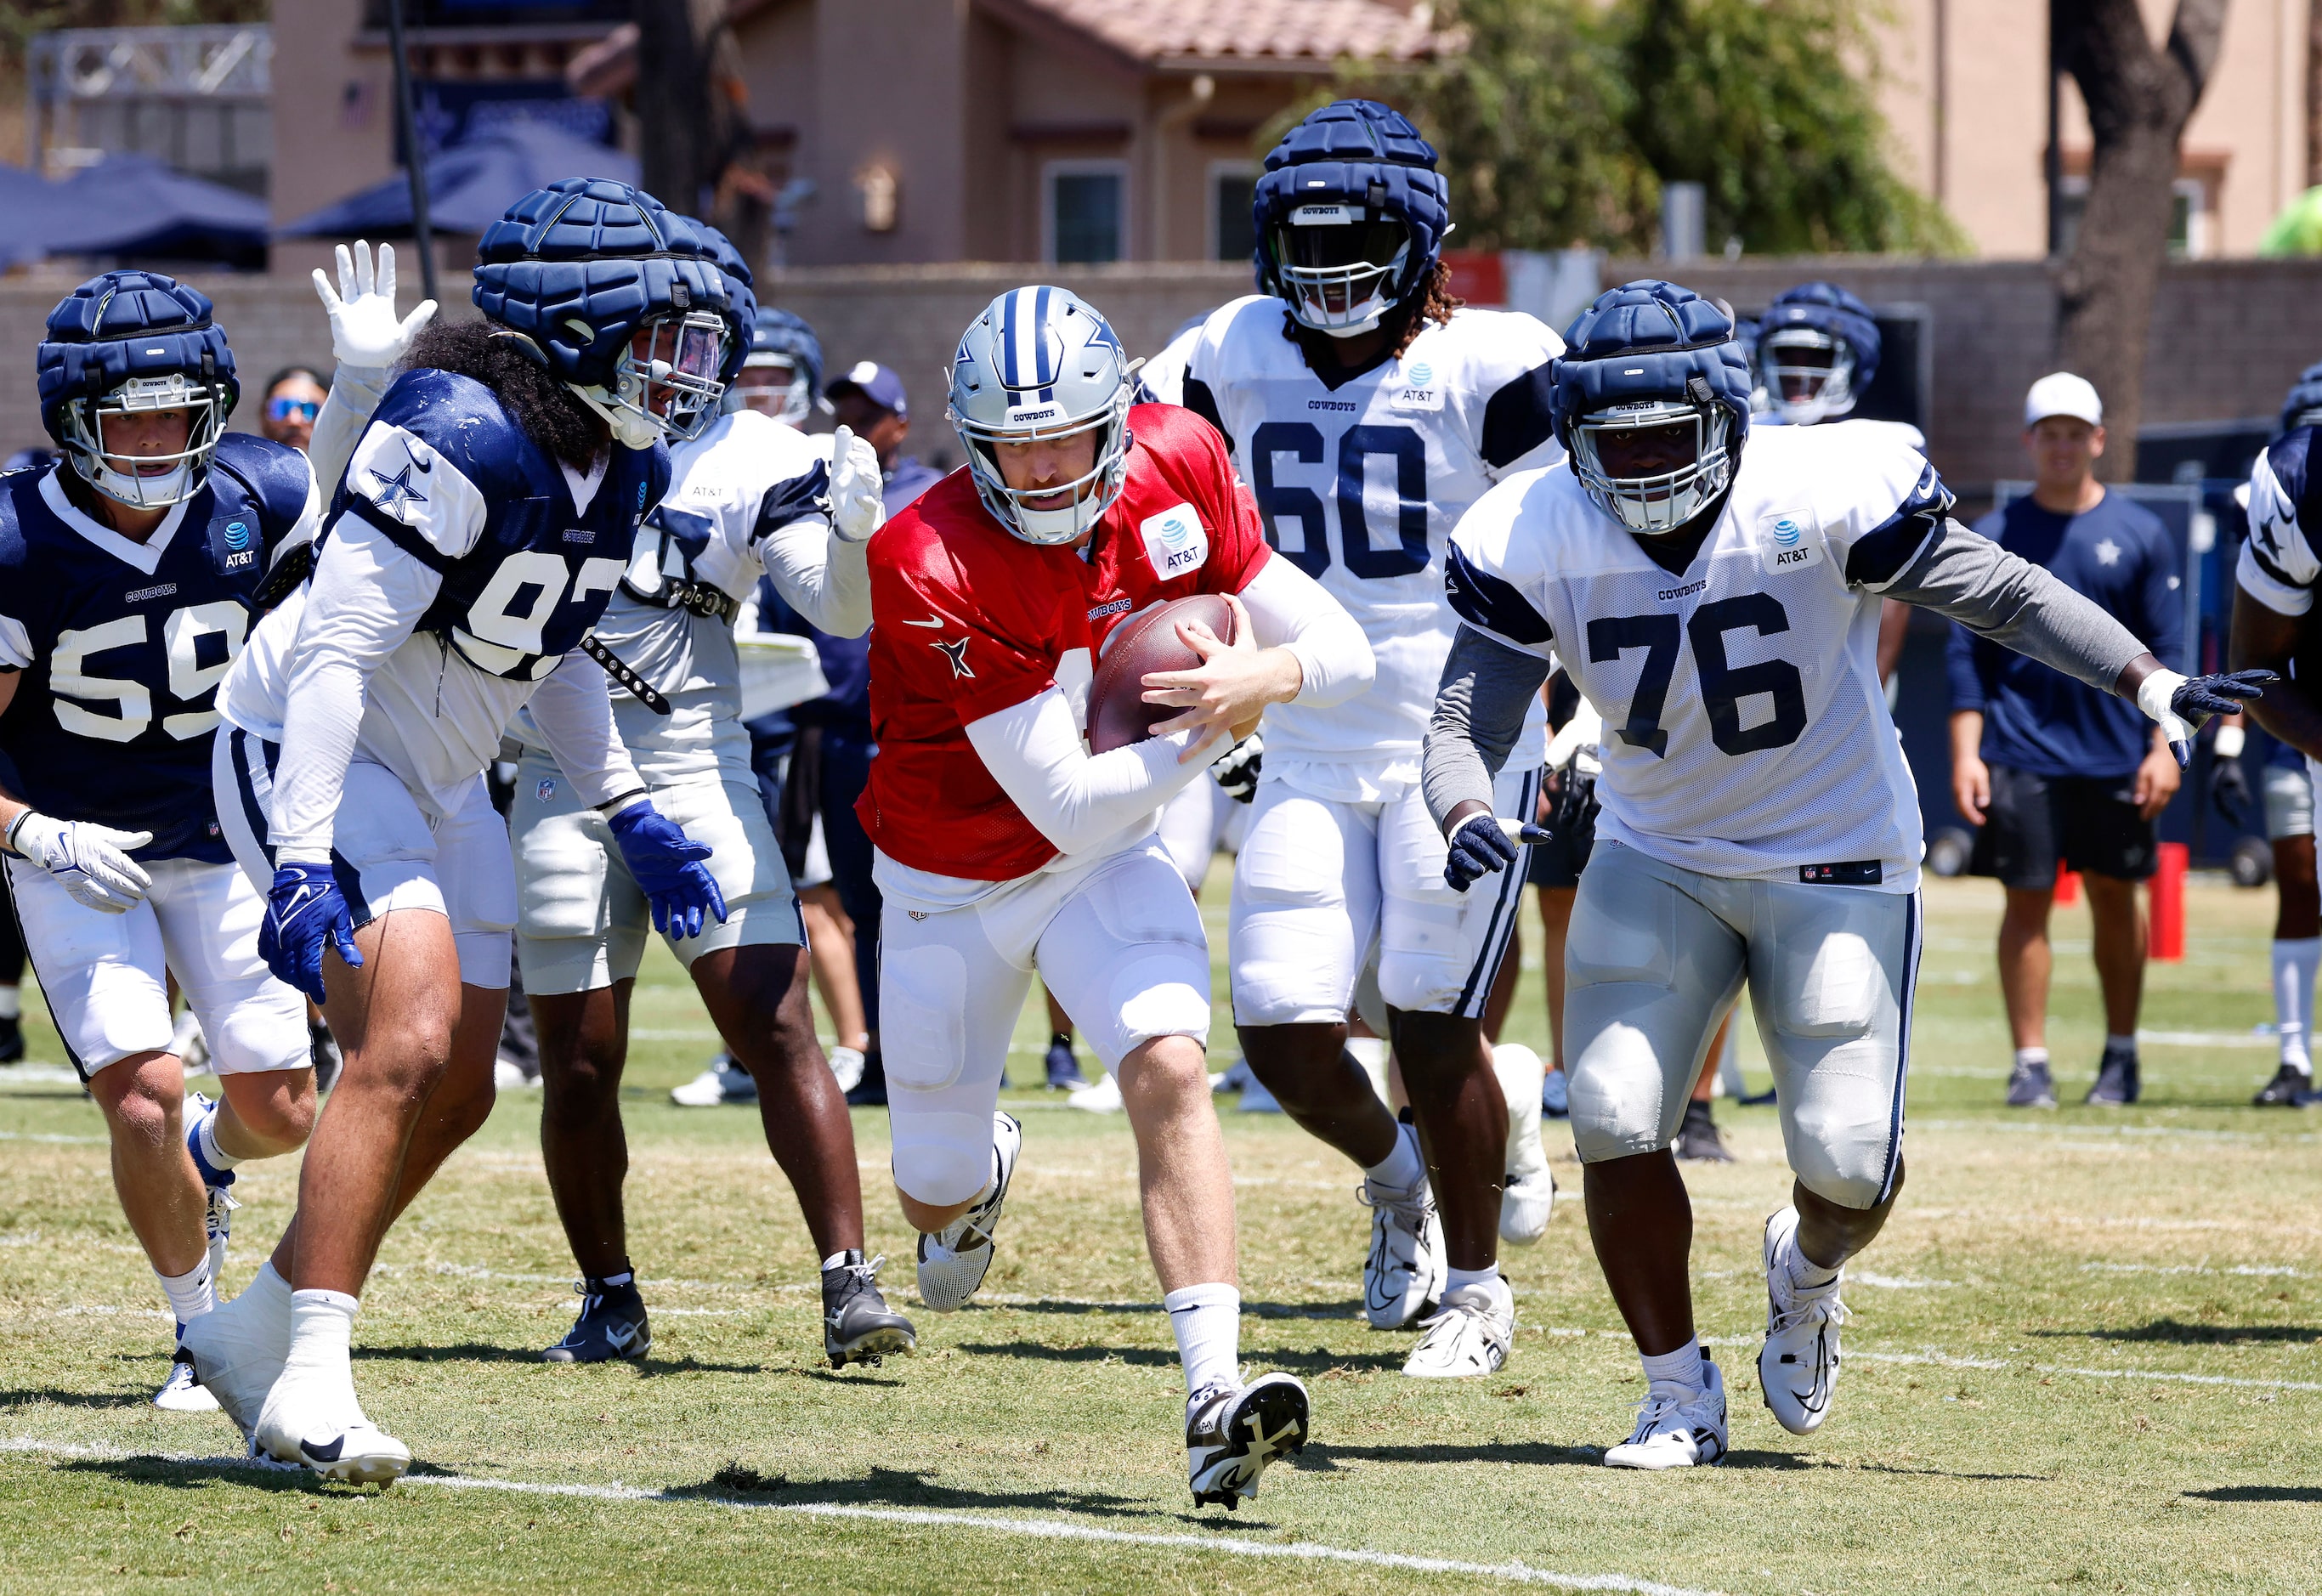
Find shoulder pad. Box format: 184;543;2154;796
212;433;315;527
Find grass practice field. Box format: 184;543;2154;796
1;870;2318;1593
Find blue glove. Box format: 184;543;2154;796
1444;813;1552;893
2138;668;2276;767
262;861;363;1005
608;801;727;938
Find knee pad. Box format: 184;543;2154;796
1377;945;1469;1016
880;943;968;1093
1110;957;1211;1061
1787;1135;1890;1212
891;1109;998;1208
1566;1027;1677;1163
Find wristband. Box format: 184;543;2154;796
2213;723;2246;759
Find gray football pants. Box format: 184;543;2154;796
1565;842;1920;1210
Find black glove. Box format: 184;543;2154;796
2208;746;2252;824
2173;668;2276;721
1212;732;1263;804
1548;763;1600;841
1444;812;1552;892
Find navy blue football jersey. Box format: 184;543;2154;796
0;434;318;861
331;368;670;680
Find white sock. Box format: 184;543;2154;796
222;1259;293;1327
281;1288;360;1391
194;1108;243;1173
1787;1245;1842;1292
1165;1282;1241;1402
2275;937;2318;1073
2014;1047;2049;1072
1363;1123;1423;1191
1444;1262;1501;1295
157;1259;216;1328
1639;1337;1706;1396
2104;1033;2137;1055
819;1252;851;1273
0;985;20;1021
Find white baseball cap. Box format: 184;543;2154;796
2025;371;2103;428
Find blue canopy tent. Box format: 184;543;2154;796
16;156;270;269
276;122;640;239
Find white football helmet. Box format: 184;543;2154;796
947;286;1134;546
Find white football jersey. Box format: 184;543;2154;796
1187;295;1563;787
515;408;865;787
1136;322;1203;407
1446;424;1949;890
1757;415;1927;455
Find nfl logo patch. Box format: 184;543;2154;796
537;779;557;800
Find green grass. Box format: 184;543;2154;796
2;873;2319;1593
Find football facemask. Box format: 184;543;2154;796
581;310;729;446
735;353;813;424
63;375;227;509
1760;326;1859;426
1571;398;1735;535
1272;208;1412;337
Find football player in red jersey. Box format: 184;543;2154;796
861;286;1372;1506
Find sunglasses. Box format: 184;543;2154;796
267;396;320;424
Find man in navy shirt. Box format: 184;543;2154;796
1948;373;2184;1109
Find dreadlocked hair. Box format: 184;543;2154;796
400;319;606;470
1283;258;1464;368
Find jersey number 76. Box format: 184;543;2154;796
1588;592;1808;758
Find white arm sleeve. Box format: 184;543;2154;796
526;654;648;811
759;517;872;640
270;515;444;863
1237;557;1375;708
965;688;1223;857
305;364;394;502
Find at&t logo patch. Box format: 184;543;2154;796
1139;502;1209;576
1758;511;1822;574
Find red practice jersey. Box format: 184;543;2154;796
859;402;1273;881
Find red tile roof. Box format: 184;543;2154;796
1005;0;1451;68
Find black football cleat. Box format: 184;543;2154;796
1187;1372;1309;1508
2085;1045;2141;1106
2253;1063;2311;1106
823;1251;916;1368
0;1014;23;1064
543;1274;651;1363
1674;1099;1734;1163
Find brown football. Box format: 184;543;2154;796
1086;593;1238;753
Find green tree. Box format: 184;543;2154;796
1332;0;1962;257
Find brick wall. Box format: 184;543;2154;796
8;257;2322;493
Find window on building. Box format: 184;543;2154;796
1046;162;1124;264
1211;164;1256;262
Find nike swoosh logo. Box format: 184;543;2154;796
898;616;948;628
303;1435;345;1462
605;1324;637;1350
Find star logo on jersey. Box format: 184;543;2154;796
2094;537;2122;566
368;460;429;521
932;637;974;679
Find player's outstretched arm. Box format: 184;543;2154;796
1424;624;1556;891
1882;515;2268;767
965;688;1228;857
308;241;436;499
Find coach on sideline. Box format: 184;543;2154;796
1948;372;2185;1110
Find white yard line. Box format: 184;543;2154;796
0;1437;1725;1596
2081;1261;2304;1278
1854;1347;2322;1392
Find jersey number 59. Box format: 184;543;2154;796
50;601;247;744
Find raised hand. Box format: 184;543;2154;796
312;240;438;370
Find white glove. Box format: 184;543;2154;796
828;423;886;543
1543;699;1603;772
8;812;153;914
312;241;437;371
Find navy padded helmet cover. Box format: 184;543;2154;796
1550;280;1753;452
1252;99;1448;303
37;269;238;445
2282;359;2322;434
1756;280;1881;388
471;176;728;390
750;308;824;400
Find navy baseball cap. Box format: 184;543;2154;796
827;359;909;417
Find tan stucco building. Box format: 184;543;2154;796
1874;0;2316;258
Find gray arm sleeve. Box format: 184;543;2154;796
1883;516;2148;695
1423;624;1555;830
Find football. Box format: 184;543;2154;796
1085;593;1238;752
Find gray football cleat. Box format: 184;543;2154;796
823;1251;915;1368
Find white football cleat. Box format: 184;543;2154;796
178;1273;292;1440
152;1348;219;1412
254;1378;411;1486
915;1112;1021;1311
1358;1123;1445;1330
671;1055;756;1106
1186;1372;1310;1508
1402;1276;1515;1378
1758;1205;1849;1435
1492;1044;1555;1246
493;1056;539;1091
828;1045;867;1095
1067;1072;1123;1113
1604;1353;1728;1469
